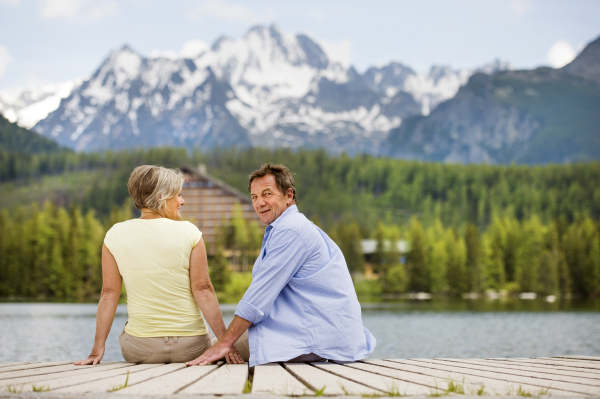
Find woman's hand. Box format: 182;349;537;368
75;345;105;365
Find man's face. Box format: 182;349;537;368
250;175;294;225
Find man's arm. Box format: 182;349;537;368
234;228;309;324
187;227;308;366
186;316;251;366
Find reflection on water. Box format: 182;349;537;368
1;299;599;362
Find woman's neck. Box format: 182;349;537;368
139;209;163;219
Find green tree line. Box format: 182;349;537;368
0;202;130;299
2;146;599;230
334;215;600;298
1;146;599;299
2;201;598;299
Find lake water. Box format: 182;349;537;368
1;300;599;362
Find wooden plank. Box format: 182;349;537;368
54;363;186;393
533;357;600;369
252;363;312;396
116;364;219;395
0;364;156;393
363;359;529;396
0;363;38;369
0;361;71;373
0;362;121;380
489;358;600;372
315;362;439;396
0;363;134;387
349;361;461;392
552;356;600;362
438;358;600;381
179;363;248;395
428;359;600;387
284;363;382;395
400;359;599;395
489;359;600;376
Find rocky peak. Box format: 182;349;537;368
563;35;600;84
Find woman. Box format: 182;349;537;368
75;165;247;365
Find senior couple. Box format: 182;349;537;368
76;163;375;367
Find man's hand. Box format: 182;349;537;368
225;345;244;364
186;342;231;366
75;346;105;365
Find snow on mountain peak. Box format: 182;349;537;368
0;78;84;129
4;24;517;155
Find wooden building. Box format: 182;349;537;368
180;165;260;250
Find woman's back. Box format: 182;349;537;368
104;218;208;337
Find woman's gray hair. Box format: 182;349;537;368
127;165;185;213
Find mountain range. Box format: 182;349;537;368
382;36;600;164
1;25;599;164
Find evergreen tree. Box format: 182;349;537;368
372;222;386;274
465;223;484;293
515;216;545;293
406;217;429;292
482;217;507;290
446;229;467;295
209;239;231;293
330;221;364;275
426;220;448;294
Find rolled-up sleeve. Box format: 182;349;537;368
235;228;308;324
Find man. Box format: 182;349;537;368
187;163;375;366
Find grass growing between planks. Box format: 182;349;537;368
509;386;551;397
107;371;130;392
243;379;252;394
429;379;488;396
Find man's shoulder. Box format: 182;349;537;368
275;208;312;232
271;210;325;250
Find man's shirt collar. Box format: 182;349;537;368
269;204;298;228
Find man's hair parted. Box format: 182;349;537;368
127;165;185;212
248;163;298;204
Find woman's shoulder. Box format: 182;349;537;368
107;219;138;231
181;220;201;233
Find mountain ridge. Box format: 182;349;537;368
381;36;600;164
6;24;510;155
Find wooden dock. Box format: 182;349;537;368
1;356;600;397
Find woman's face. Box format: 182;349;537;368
163;189;185;220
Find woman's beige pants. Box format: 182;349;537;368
119;329;250;364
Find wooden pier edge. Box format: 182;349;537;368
0;394;598;399
0;356;599;398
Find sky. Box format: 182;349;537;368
0;0;599;90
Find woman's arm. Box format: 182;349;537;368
189;239;227;338
189;239;242;363
75;244;122;365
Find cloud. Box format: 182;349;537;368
0;45;13;77
39;0;119;20
318;39;352;67
0;0;22;5
188;0;275;23
150;39;210;60
547;40;577;68
509;0;532;17
305;9;327;21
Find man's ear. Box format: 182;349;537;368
287;188;294;205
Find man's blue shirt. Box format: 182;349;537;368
234;205;376;366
